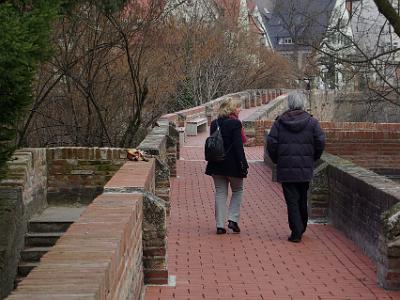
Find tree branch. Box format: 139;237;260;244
374;0;400;38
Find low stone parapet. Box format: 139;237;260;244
264;150;400;289
242;94;287;143
138;120;178;204
161;89;282;135
7;191;144;300
7;156;168;299
104;160;168;286
311;153;400;289
46;147;127;205
0;149;47;299
379;202;400;290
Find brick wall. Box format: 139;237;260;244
103;160;169;286
324;128;400;169
260;121;400;171
46;147;127;205
0;149;47;299
7;157;169;300
254;120;400;147
7;192;144;300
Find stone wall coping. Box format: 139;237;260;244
104;159;155;193
138;133;167;154
243;94;288;122
254;120;400;130
137;121;170;155
160;89;275;123
321;153;400;202
320;122;400;131
45;147;127;160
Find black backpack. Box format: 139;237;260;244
205;120;226;162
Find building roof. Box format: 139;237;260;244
259;0;337;52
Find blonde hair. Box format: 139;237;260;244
218;99;241;118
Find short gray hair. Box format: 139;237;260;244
287;93;306;110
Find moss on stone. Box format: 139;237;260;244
382;202;400;241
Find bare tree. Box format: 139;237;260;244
168;0;294;111
20;0;185;148
266;0;400;107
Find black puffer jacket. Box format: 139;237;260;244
205;117;249;178
267;109;325;182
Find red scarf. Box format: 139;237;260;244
229;113;247;144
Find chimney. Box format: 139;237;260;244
345;0;352;14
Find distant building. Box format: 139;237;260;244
259;0;355;89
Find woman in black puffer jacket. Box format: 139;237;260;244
205;100;249;234
267;92;325;243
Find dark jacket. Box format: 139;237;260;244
267;109;325;182
205;117;249;178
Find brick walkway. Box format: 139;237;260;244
144;109;400;300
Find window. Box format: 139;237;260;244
278;37;293;45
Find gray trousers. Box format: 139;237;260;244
212;175;244;228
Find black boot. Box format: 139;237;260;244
287;234;301;243
228;220;240;233
217;228;226;234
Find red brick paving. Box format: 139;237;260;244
144;108;400;300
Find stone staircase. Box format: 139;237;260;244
14;206;86;287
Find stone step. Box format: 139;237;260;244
25;232;63;247
17;262;39;277
20;246;51;262
28;221;73;233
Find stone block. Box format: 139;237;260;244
309;162;329;221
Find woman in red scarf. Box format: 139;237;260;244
205;100;249;234
229;106;247;144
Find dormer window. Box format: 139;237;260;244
278;37;293;45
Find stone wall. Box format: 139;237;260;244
0;149;47;299
313;153;400;289
137;119;178;284
308;90;337;121
160;89;283;133
46;147;127;205
7;152;171;299
7;191;145;300
138;120;179;204
263;124;400;289
310;91;400;123
265;149;400;289
380;202;400;290
2;118;178;299
242;95;287;142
